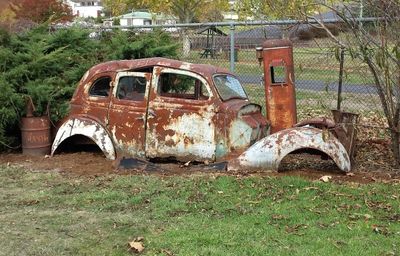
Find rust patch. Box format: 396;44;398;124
261;40;297;133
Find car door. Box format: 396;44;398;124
145;67;217;162
83;72;114;127
107;71;151;158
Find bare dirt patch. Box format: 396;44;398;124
0;152;115;176
0;139;398;184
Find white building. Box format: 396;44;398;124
64;0;103;18
119;11;153;26
103;10;178;31
223;11;239;21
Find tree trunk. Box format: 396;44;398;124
390;129;400;167
181;32;190;58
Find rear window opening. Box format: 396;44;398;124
116;76;146;101
89;76;111;97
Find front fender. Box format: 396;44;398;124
228;127;351;172
51;117;116;160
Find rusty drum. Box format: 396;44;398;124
21;116;51;155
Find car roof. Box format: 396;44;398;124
87;57;230;78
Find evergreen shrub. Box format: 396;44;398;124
0;25;178;150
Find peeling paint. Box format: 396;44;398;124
51;118;115;160
52;57;351;173
228;127;351;172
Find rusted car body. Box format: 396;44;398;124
52;57;352;172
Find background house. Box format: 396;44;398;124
104;10;178;30
64;0;103;18
119;11;152;26
234;26;282;48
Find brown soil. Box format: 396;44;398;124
0;139;399;184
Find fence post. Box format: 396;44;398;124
337;47;345;110
230;22;235;72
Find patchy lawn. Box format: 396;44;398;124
0;165;399;255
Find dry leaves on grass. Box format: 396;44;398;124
319;175;332;182
285;224;309;235
128;237;145;254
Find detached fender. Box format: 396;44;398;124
228;127;351;172
51;117;116;160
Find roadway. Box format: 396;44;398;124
238;74;377;94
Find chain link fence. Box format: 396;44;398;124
86;19;383;118
162;21;382;118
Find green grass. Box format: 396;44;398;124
185;49;374;85
1;166;399;255
243;83;382;115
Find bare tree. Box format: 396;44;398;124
304;0;400;166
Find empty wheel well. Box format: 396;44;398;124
53;135;103;154
279;147;339;172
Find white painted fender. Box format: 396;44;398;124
51;118;116;160
228;127;351;172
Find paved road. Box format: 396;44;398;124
238;74;377;95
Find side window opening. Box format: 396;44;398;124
199;80;210;99
117;76;146;101
158;73;209;100
270;65;287;84
89;76;111;97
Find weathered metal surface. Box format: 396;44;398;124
108;72;151;158
261;39;297;133
294;110;359;162
294;117;336;130
52;57;269;164
145;67;217;162
21;116;51;156
51;56;351;173
331;110;359;162
228;127;351;172
51;118;116;160
116;157;161;171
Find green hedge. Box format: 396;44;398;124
0;25;178;150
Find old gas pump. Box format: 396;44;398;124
256;39;297;133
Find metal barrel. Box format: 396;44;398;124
21;116;51;155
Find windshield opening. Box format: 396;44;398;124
213;74;248;101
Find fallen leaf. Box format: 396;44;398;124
372;224;390;236
161;249;174;256
364;214;373;220
271;214;287;220
319;175;332;182
285;224;308;234
179;161;191;168
129;241;144;253
346;172;355;177
303;187;319;191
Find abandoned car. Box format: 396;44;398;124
51;56;352;172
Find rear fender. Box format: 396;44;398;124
228;127;351;172
51;118;116;160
